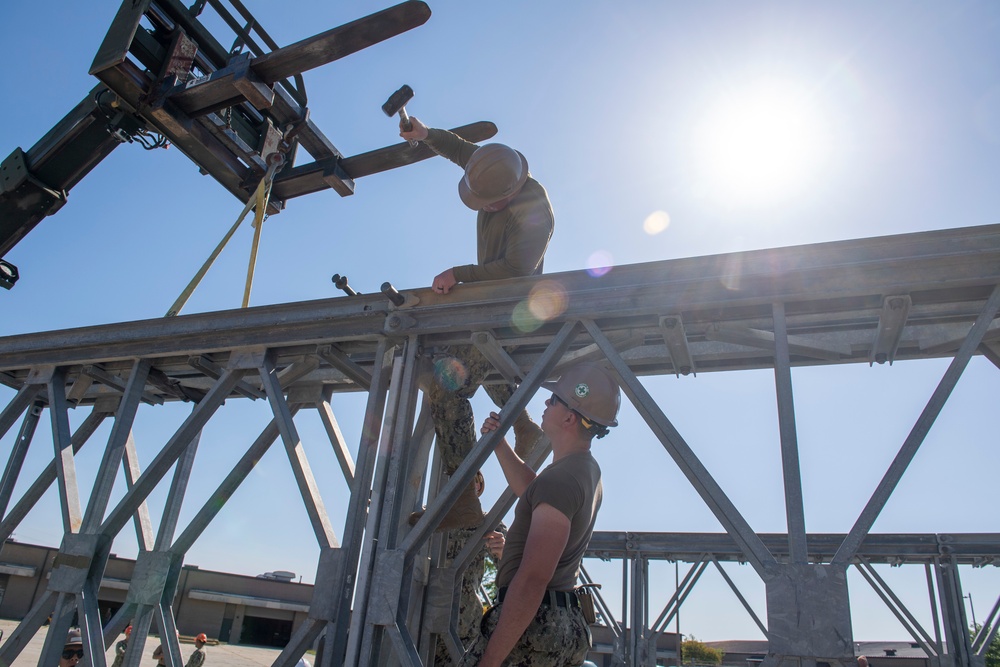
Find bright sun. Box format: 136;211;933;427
692;80;832;206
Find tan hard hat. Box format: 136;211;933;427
542;362;620;427
458;143;529;210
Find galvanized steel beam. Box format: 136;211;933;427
0;226;999;666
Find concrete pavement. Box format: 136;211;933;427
0;620;307;666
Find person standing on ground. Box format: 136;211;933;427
152;642;165;666
184;633;207;667
58;628;85;667
399;117;554;530
462;361;621;666
152;629;178;667
110;625;131;667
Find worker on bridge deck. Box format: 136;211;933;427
400;117;555;530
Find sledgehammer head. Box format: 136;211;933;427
382;85;414;119
383;85;417;146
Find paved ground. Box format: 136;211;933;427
0;619;304;666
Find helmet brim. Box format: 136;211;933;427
540;381;619;428
458;150;529;210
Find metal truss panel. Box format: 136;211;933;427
585;532;1000;564
2;223;999;381
1;225;999;667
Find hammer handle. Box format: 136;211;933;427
398;109;418;147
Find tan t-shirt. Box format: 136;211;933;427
497;451;602;591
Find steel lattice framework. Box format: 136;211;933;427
1;223;999;667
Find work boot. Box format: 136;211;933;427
513;412;543;460
408;480;484;531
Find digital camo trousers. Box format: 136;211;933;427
428;345;518;475
458;601;592;667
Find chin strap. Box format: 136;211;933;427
580;416;611;440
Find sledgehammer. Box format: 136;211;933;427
382;84;419;147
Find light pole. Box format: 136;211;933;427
965;593;977;628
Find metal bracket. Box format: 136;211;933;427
124;551;174;606
384;312;417;333
870;295;911;365
660;315;696;376
48;533;100;594
369;549;405;625
0;148;67;210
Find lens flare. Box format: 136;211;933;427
511;300;541;333
433;356;469;391
527;280;568;321
643;211;671;235
586;251;614;278
720;252;744;291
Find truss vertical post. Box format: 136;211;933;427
317;338;394;667
47;366;83;533
347;337;415;666
772;302;807;564
621;556;632;665
926;563;946;658
935;559;976;667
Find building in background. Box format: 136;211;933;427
706;640;932;667
0;539;311;647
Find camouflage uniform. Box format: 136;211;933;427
111;639;127;667
185;646;206;667
428;345;520;475
458;600;591;667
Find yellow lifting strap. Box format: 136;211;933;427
165;154;284;317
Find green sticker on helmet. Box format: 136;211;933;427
574;383;589;398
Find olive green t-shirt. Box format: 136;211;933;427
496;451;602;591
423;128;554;284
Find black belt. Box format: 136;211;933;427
497;587;580;609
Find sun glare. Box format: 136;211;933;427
692;80;831;206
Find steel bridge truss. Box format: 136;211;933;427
1;224;999;666
580;532;1000;667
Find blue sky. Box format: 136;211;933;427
1;0;999;643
